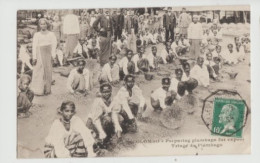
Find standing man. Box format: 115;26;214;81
93;9;113;66
63;10;80;60
187;15;203;59
88;10;97;37
113;9;124;41
125;10;137;53
163;7;177;42
178;8;191;38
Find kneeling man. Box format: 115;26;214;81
151;77;177;111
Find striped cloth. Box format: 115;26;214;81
44;133;88;158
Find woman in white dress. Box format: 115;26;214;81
31;18;57;95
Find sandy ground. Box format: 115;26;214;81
17;34;251;158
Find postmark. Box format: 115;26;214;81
201;89;249;138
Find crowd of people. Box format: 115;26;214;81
17;7;250;158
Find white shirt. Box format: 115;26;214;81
160;48;170;64
67;68;91;93
169;77;182;99
187;22;203;40
56;49;64;66
222;50;239;64
190;64;209;87
116;85;146;109
63;14;80;34
132;54;144;73
118;57;130;75
88;97;122;135
19;45;33;71
73;42;88;57
101;63;119;82
171;42;179;55
90;16;96;27
32;31;57;59
151;87;167;109
145;53;156;69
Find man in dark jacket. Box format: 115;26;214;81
93;9;113;38
112;9;124;41
163;7;177;42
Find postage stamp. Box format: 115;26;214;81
212;98;245;138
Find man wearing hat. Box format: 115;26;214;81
99;55;120;85
187;15;203;59
86;83;123;140
151;77;177;111
67;59;92;94
115;75;147;120
163;7;177;42
93;9;113;66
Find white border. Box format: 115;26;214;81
0;0;260;163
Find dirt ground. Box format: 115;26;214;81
17;34;251;158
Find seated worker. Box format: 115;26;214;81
118;49;135;80
18;43;33;75
212;45;222;58
242;37;250;53
17;75;34;118
190;56;210;87
67;60;92;95
115;75;147;120
55;43;65;66
73;38;89;59
99;55;120;85
86;84;122;140
114;36;127;54
210;30;220;45
151;77;177;111
157;28;165;43
179;34;190;51
181;62;199;92
204;52;218;80
160;42;175;64
87;39;100;59
216;25;223;39
169;68;198;99
201;29;211;46
171;35;190;56
222;44;239;65
145;46;160;71
44;101;96;158
132;46;149;74
235;42;245;62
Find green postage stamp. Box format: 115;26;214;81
212;98;245;138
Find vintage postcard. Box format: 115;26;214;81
17;5;250;158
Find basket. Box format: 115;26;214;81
144;73;154;81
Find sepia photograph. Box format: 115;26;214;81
16;5;251;158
